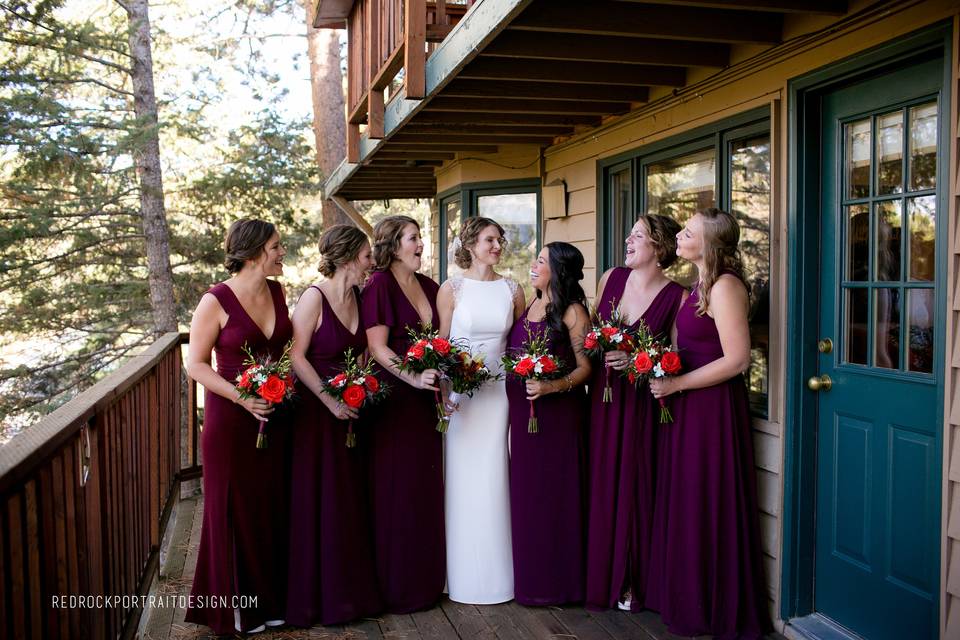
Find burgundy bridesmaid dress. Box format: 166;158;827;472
186;279;292;635
506;308;588;606
584;268;685;611
360;270;445;613
644;275;771;639
286;286;383;626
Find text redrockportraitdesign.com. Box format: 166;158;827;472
50;595;258;610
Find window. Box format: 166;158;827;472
439;181;541;301
601;111;771;417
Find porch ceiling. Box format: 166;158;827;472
328;0;847;201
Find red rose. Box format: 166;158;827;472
633;352;654;374
600;326;619;339
257;374;287;403
514;357;535;377
331;373;348;387
343;384;367;409
408;344;425;359
627;372;636;385
237;370;252;389
538;356;557;374
618;335;634;352
584;332;598;350
660;351;682;375
364;375;380;392
431;338;451;355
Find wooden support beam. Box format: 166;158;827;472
366;0;384;138
511;0;782;44
330;196;375;237
340;191;436;200
613;0;846;14
385;142;499;153
486;32;729;67
412;111;599;126
348;91;369;125
372;42;405;91
459;58;686;86
368;89;385;138
403;123;572;135
376;151;457;160
426;23;454;42
425;96;630;115
392;132;555;145
441;78;648;102
368;159;445;166
404;0;426;98
347;122;360;163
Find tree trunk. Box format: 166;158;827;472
123;0;178;335
304;3;351;228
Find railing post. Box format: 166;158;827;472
405;0;426;99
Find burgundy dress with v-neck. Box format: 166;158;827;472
186;279;292;634
286;286;382;626
360;269;445;613
584;268;685;611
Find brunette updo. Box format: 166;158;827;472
223;218;276;273
638;214;681;269
454;217;508;269
318;224;368;277
372;215;419;271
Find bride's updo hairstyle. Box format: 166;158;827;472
540;241;588;333
454;217;507;269
318;224;368;277
224;218;276;273
695;207;747;316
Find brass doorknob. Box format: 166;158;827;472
818;338;833;354
807;374;832;392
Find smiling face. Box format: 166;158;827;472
676;213;705;262
624;218;657;269
394;223;424;271
343;241;374;286
529;246;552;293
256;232;286;276
470;224;504;267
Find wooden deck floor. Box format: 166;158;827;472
140;494;786;640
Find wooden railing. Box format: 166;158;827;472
346;0;474;161
0;332;202;640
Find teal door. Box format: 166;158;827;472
813;57;942;639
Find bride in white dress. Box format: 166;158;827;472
437;217;525;604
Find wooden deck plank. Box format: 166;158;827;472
587;609;658;640
549;605;616;640
410;604;456;640
440;598;497;638
474;601;539;640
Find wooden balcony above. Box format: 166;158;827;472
322;0;850;201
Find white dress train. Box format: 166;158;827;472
444;276;516;604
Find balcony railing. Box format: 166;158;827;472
345;0;473;162
0;332;201;640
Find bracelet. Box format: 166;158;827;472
565;375;574;392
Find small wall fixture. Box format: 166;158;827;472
543;179;567;219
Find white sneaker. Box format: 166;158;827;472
246;624;266;634
234;608;267;634
265;619;285;627
617;593;632;611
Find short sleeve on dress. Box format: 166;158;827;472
505;278;519;299
361;271;396;330
450;275;465;305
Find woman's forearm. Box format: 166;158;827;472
292;354;329;402
674;354;750;392
187;362;240;404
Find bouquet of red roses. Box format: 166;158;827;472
583;302;641;403
235;340;295;448
322;348;390;448
392;325;462;432
501;323;565;433
624;338;682;423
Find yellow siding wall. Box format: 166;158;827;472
426;1;960;634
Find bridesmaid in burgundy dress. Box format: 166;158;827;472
286;225;382;626
361;215;445;613
584;215;685;613
647;208;771;639
506;241;592;606
185;219;292;635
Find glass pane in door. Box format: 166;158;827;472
444;197;463;279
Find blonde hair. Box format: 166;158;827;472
372;215;419;271
694;208;746;316
318;225;368;277
454;217;507;269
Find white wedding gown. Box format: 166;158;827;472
444;276;516;604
